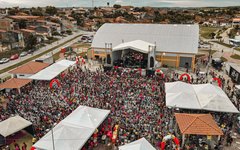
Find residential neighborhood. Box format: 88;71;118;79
0;2;240;150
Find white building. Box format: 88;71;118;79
91;23;199;69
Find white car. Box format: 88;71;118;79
20;52;28;57
0;58;10;64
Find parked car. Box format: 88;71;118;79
0;58;4;64
20;51;28;57
28;49;35;54
0;58;10;64
10;54;19;60
211;58;223;69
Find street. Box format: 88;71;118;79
0;30;93;78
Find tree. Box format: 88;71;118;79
25;34;37;50
8;8;19;15
209;32;216;39
216;35;222;41
66;30;72;35
18;20;27;29
113;4;121;9
45;6;57;16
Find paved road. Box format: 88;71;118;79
0;30;93;78
220;27;232;44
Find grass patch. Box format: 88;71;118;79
235;47;240;52
199;49;217;55
211;41;234;48
53;51;61;61
200;26;221;39
230;54;240;60
0;35;82;74
220;56;228;62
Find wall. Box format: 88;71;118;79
14;74;32;79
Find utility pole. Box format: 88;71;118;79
206;42;212;76
51;128;55;150
92;0;94;8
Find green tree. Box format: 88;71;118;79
25;34;37;49
18;20;27;29
8;8;19;15
45;6;57;16
209;32;216;39
216;35;222;41
113;4;121;9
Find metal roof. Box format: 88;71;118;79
92;23;199;54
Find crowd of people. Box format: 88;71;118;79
0;61;239;150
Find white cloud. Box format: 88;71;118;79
0;0;240;8
115;0;123;4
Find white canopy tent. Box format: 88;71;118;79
236;85;240;90
119;138;156;150
165;81;239;113
0;115;32;137
29;60;75;80
34;106;110;150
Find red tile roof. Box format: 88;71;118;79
0;78;32;89
0;29;6;33
175;113;223;136
233;18;240;22
20;29;36;33
9;61;49;74
8;16;40;20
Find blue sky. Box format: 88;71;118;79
0;0;240;8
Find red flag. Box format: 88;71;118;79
31;146;36;150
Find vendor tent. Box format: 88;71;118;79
34;106;110;150
175;113;223;136
29;59;75;80
165;81;239;113
0;78;32;89
0;116;32;137
119;138;156;150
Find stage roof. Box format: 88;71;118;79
0;116;32;137
0;78;32;89
175;113;223;136
112;40;155;54
165;81;239;113
119;138;156;150
34;106;110;150
29;60;75;80
92;23;199;54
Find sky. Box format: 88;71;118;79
0;0;240;8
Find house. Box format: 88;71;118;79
46;22;61;34
0;18;14;31
0;29;7;40
35;25;52;37
1;30;25;50
115;16;128;23
6;16;44;29
232;18;240;27
9;61;49;79
35;20;47;26
128;11;143;19
20;29;36;39
0;42;8;52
